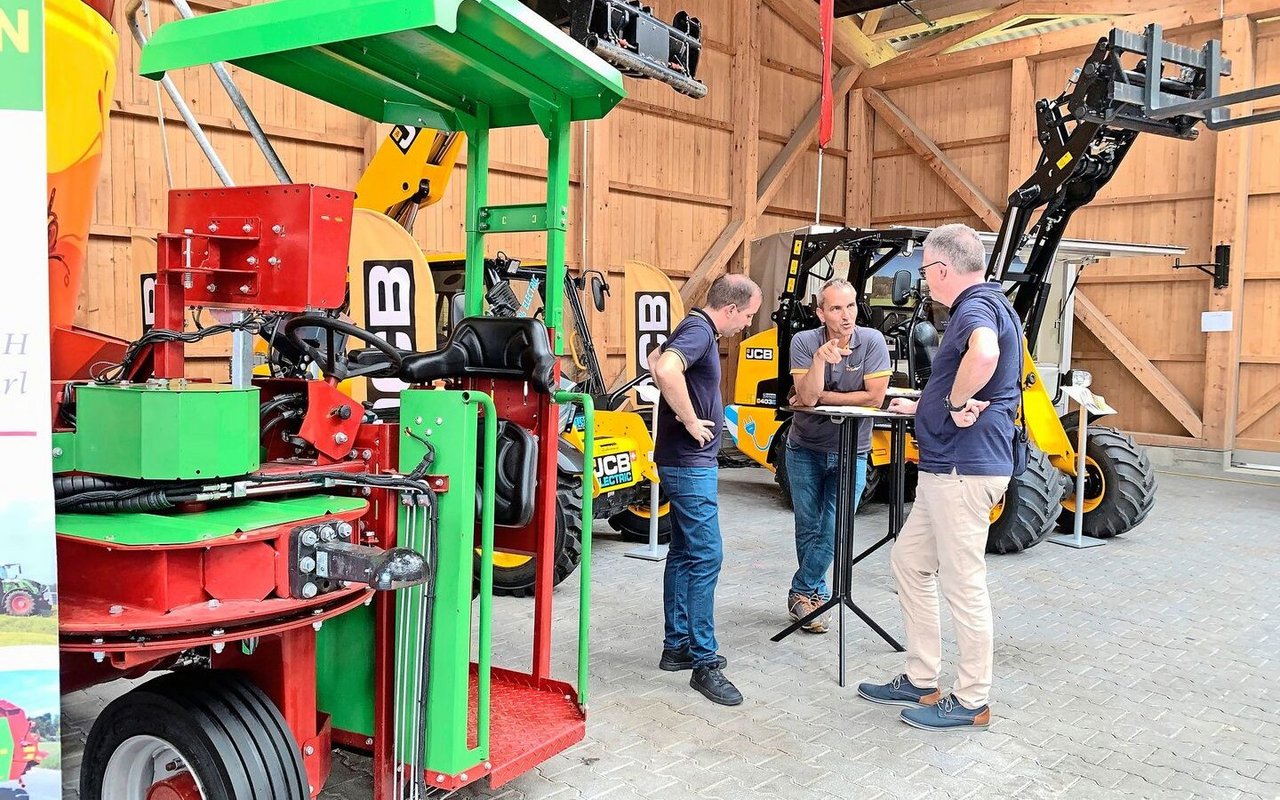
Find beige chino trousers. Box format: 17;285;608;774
890;470;1009;709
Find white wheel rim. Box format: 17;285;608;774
101;734;209;799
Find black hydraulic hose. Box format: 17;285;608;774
57;488;176;513
53;475;134;497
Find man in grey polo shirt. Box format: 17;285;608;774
785;278;892;633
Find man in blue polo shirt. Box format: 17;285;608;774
786;278;891;633
858;223;1023;731
649;273;762;706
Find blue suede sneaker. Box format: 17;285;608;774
901;694;991;731
857;674;942;708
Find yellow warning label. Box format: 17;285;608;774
1056;152;1073;170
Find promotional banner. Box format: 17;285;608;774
0;1;63;797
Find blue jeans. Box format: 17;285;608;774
786;441;868;600
658;465;723;668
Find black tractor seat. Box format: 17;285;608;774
347;316;557;394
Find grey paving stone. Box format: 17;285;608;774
54;469;1280;800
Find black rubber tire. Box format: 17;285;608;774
80;670;308;800
857;464;886;514
773;428;794;510
986;446;1065;555
716;428;757;469
611;494;673;545
2;589;36;617
1056;412;1157;538
488;469;584;598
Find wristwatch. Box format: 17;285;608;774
944;396;968;413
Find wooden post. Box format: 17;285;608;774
846;89;873;226
1007;57;1037;199
1202;16;1255;451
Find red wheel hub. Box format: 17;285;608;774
7;593;32;614
147;771;202;800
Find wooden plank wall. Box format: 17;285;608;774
77;2;1280;453
79;0;857;386
861;12;1280;455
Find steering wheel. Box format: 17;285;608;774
282;315;405;382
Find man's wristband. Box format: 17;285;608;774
944;396;969;413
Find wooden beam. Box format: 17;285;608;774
858;0;1279;90
683;0;762;307
862;8;885;35
763;0;897;67
865;89;1004;230
1202;17;1256;450
730;0;763;277
1072;294;1205;438
846;89;873;226
757;66;860;214
1007;57;1038;197
681;221;747;304
893;0;1052;64
1237;381;1280;434
110;99;366;150
872;0;1002;40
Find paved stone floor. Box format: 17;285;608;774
61;466;1280;799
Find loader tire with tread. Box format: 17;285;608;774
986;446;1064;555
488;469;583;597
1056;412;1156;538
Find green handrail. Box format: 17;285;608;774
466;390;497;754
553;390;593;709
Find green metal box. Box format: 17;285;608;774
75;383;260;479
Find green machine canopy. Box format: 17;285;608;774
138;0;625;132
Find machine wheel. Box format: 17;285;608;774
986;446;1064;555
716;428;757;469
610;486;673;544
488;470;584;598
1056;412;1156;538
773;429;794;510
2;590;35;617
856;464;886;514
80;670;308;800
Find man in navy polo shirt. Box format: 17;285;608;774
786;279;891;633
858;223;1023;731
648;273;762;706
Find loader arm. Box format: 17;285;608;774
354;126;465;229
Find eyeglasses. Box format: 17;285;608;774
921;260;946;275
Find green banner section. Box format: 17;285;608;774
0;0;42;111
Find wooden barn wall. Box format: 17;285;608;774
863;12;1280;455
79;0;856;386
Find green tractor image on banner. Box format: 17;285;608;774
0;566;54;618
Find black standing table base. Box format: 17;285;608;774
771;411;910;686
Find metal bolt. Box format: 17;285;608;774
362;487;372;496
312;620;323;631
246;256;258;266
433;478;444;488
298;556;316;572
208;223;219;232
301;582;319;598
424;429;433;436
484;762;491;771
301;529;319;546
320;525;337;541
212;641;225;654
436;775;445;784
239;285;251;294
365;738;373;746
460;773;468;781
52;447;63;458
436;417;444;425
337;522;353;539
108;604;123;616
272;224;284;235
212;628;225;637
304;745;315;756
415;416;424;424
334;432;349;444
207;598;220;609
268;256;280;267
242;223;253;233
361;449;373;460
206;283;218;293
93;651;105;663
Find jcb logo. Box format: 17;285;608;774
744;347;773;361
636;292;671;377
389;125;419;154
364;259;416;408
594;452;634;488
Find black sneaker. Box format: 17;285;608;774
659;648;728;672
690;666;743;706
